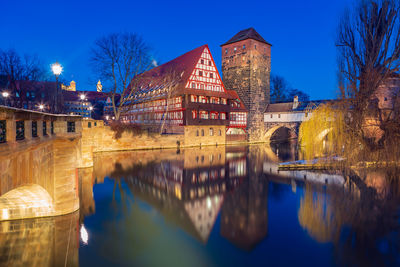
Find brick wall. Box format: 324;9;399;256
221;39;271;140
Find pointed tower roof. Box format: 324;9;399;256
221;27;271;46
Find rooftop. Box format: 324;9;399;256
221;28;272;46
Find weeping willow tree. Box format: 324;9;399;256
299;103;347;160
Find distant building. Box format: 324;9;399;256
61;80;76;91
120;44;248;137
0;75;57;112
61;80;117;119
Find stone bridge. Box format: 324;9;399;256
263;122;300;142
262;100;328;143
0;106;85;220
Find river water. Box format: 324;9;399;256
1;143;400;266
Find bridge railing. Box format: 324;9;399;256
0;106;83;147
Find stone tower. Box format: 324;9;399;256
221;28;271;140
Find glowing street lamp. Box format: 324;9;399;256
2;92;9;106
80;94;85;100
51;62;63;114
89;106;93;118
39;104;44;111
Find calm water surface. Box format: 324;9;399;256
2;143;400;266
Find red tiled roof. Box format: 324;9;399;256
221;28;272;46
129;45;207;93
128;44;235;101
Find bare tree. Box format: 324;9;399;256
90;33;154;120
159;69;183;134
0;49;45;82
270;74;288;103
337;0;400;149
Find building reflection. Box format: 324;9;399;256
93;146;271;248
0;211;79;267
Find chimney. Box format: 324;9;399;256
292;95;299;109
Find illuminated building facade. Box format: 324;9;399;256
120;45;247;135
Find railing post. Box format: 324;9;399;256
25;119;33;141
6;115;16;143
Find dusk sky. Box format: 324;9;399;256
1;0;353;100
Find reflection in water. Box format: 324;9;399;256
0;211;79;267
1;143;400;266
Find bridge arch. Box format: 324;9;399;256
0;184;55;220
264;125;297;143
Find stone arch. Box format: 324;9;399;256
0;184;55;220
264;125;297;143
316;127;332;142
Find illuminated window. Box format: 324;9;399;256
209;128;214;136
199;111;208;119
192;110;197;119
220;113;226;120
225;48;228;54
191;95;198;102
221;98;227;105
234;47;237;52
243;45;246;49
199;96;208;103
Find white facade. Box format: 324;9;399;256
263;111;311;123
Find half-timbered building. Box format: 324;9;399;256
120;44;248;139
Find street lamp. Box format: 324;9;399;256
89;106;93;118
39;104;44;111
51;62;63;113
2;92;9;106
79;94;86;117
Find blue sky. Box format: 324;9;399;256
0;0;353;100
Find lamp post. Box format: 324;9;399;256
79;94;85;117
39;104;44;112
51;62;63;113
2;92;9;106
89;106;93;119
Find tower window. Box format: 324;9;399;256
243;45;246;49
234;47;237;52
225;48;228;55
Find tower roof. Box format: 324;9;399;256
221;28;271;46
